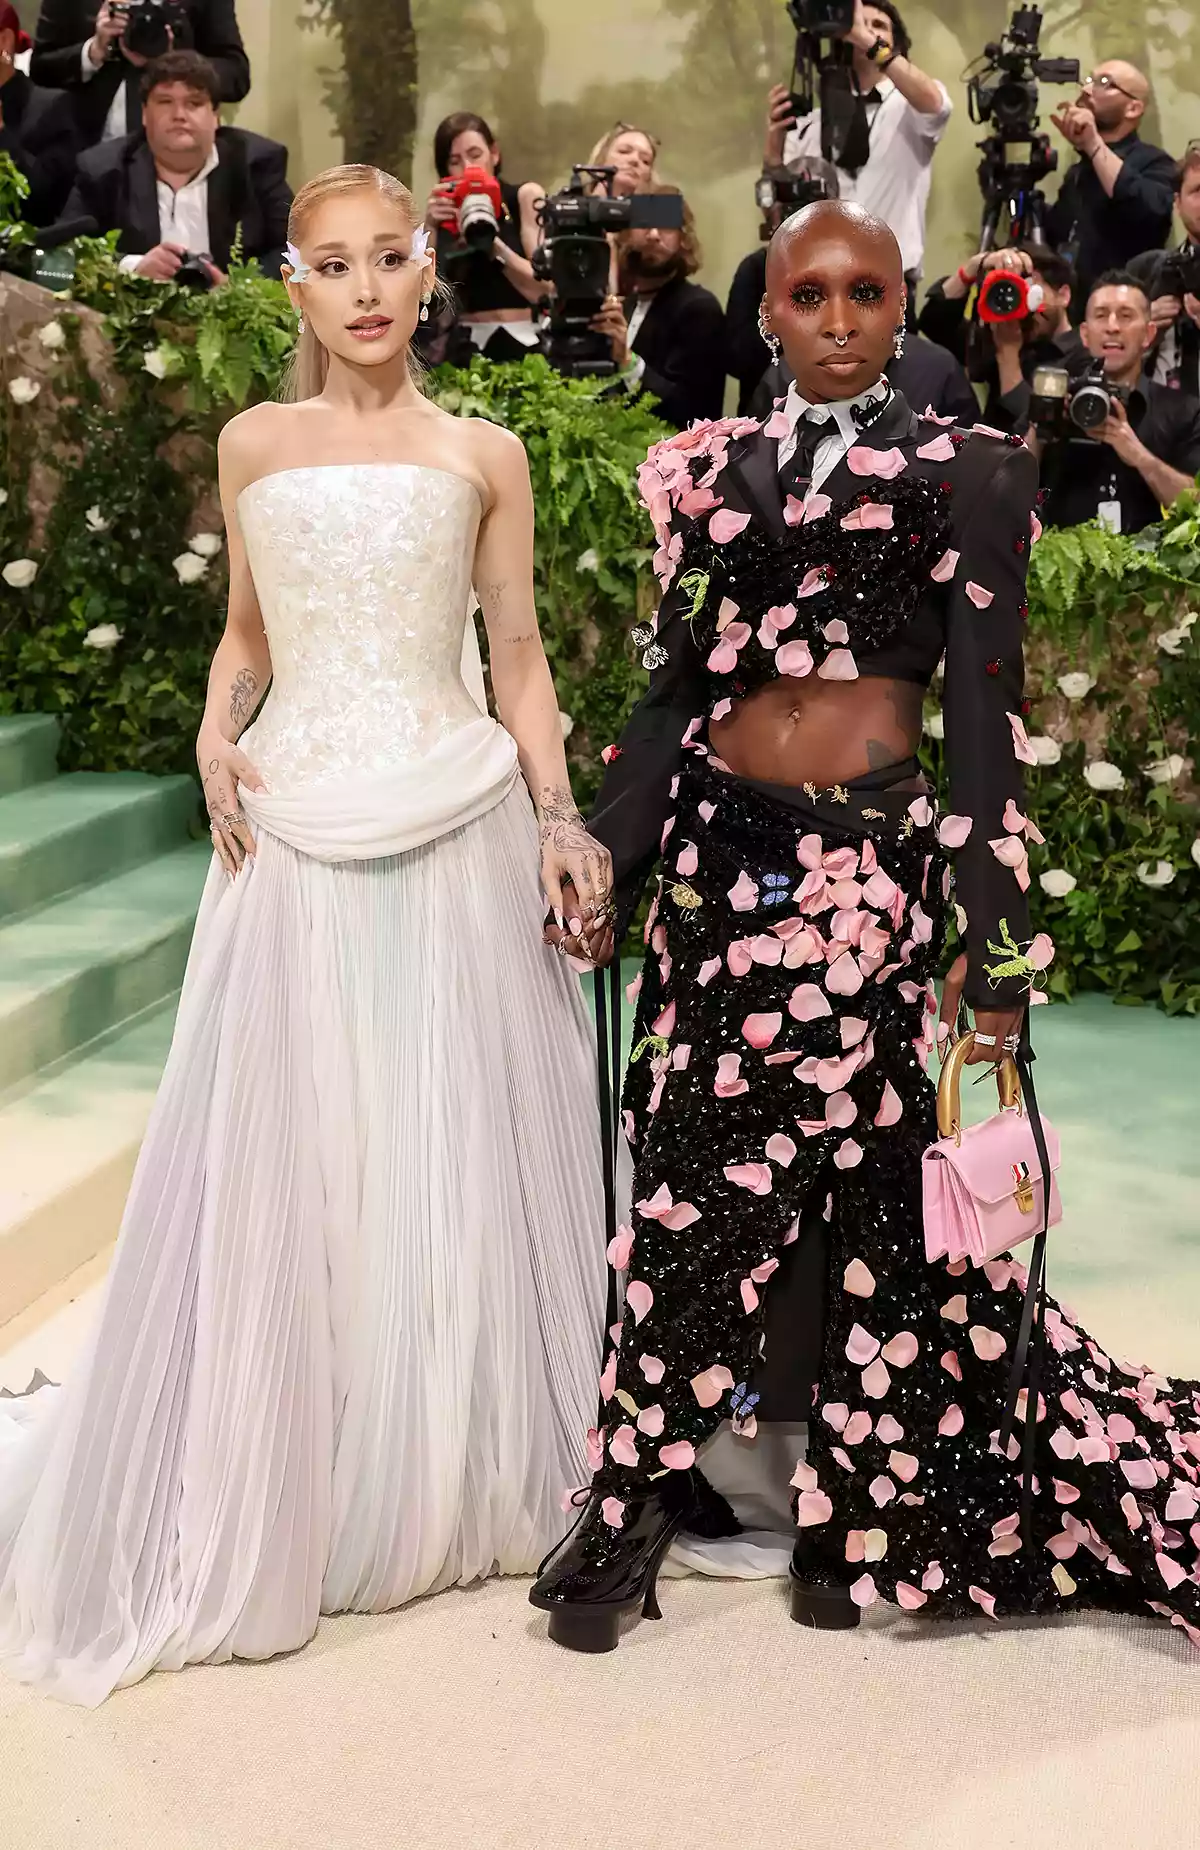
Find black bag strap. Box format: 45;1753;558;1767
592;961;623;1428
999;1018;1053;1546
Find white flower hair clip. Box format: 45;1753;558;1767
409;226;432;269
284;241;312;283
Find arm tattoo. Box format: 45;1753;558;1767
482;576;536;645
866;738;899;771
536;781;588;852
229;668;260;730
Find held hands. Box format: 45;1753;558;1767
1050;103;1102;158
198;728;263;877
938;954;1024;1067
537;788;616;970
591;295;630;369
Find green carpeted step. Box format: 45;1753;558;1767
0;772;198;922
0;842;212;1096
0;716;60;798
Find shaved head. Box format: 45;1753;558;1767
760;198;906;404
1097;59;1149;103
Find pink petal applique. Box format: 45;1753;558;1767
586;1426;605;1471
742;1011;782;1049
796;567;829;599
850;1573;879;1607
846;1323;881;1365
709;508;751;544
843;1411;873;1446
843;1258;876;1297
941;1295;968;1325
938;814;973;850
750;934;783;969
724;1161;774;1194
711;698;732;722
824;1092;857;1132
921;1561;945;1592
607;1225;635;1270
751;1256;780;1285
825;953;865;998
847;445;907;479
658;1440;696;1470
706;637;739;675
1121;1458;1158;1489
889;1450;919;1483
822;1402;850;1433
763;408;792;439
803;492;833;523
868;1475;896;1508
841;501;895;531
1031;511;1043;543
609;1424;640;1467
727;939;754;978
626;1280;654;1325
639;1354;665;1384
930;548;960;583
876;1416;904;1445
698;799;717;823
728;870;760;912
783;494;807;527
637;1403;665;1436
834;1138;864;1169
652;999;676;1037
882;1332;919;1368
714;1052;749;1098
823;619;851;646
840;1016;868;1050
938;1403;964;1436
989;834;1031;892
1157;1551;1188;1590
874;1080;903;1127
968;1585;998;1619
789;982;832;1022
791;1460;819;1492
1008;712;1038;766
817;648;858;681
916;432;956;463
861;1358;892;1399
675;841;698;877
845;1529;866;1561
740;1277;760;1313
601;1496;626;1528
678;485;720;518
797;1490;834;1527
698;956;723;988
896;1582;928;1610
776;640;815;678
599;1351;617;1400
766;1132;797;1167
691;1364;735;1408
970;1325;1007;1362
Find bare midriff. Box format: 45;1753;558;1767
709;676;926;789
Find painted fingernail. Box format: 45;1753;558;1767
570;916;583;936
937;1021;950;1043
554;909;564;929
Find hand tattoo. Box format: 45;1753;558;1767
537;782;588;853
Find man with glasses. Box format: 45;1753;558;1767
1044;62;1175;309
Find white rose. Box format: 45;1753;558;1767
1144;754;1186;784
1157;628;1187;656
1057;672;1095;701
1137;860;1176;889
559;710;574;740
1030;736;1062;766
2;558;38;589
8;376;40;405
1191;838;1200;871
1083;760;1125;792
1039;869;1077;898
576;548;600;573
85;505;109;533
187;531;223;558
173;551;208;584
143;348;170;380
923;710;944;741
83;623;122;650
38;320;66;352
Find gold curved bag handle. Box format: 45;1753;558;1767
936;1030;1022;1143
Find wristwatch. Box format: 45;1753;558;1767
867;37;895;68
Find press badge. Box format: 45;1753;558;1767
1097;501;1122;534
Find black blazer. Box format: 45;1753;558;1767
750;337;979;428
1043;133;1176;308
0;70;80;226
31;0;250;143
63;125;292;276
626;274;727;429
589;391;1039;1008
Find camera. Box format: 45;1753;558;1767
173;250;215;291
1028;358;1129;434
966;6;1079;248
976;268;1045;323
109;0;192;60
1159;251;1200;301
755;160;837;236
783;0;861;169
434;165;505;287
531;165;684;378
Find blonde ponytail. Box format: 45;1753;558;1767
279;163;450;403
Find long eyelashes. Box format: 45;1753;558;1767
316;250;408;277
787;278;889;311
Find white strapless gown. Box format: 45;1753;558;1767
0;464;607;1706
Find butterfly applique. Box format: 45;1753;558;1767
761;872;792;909
730;1381;760;1434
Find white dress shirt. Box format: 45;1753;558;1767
775;375;893;493
80;39;131;141
117;145;220;271
783;77;952;276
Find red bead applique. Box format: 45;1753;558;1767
1020;697;1033;716
986;659;1002;675
1013;536;1027;554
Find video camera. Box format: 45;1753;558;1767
108;0;192;60
754;159;837;237
784;0;861;170
966;6;1079;249
531;165;684;378
1028;357;1130;435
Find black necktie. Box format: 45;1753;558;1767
782;413;831;494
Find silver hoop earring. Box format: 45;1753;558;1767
893;322;906;358
758;302;781;363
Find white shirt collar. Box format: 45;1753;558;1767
158;144;221;195
776;375;892;471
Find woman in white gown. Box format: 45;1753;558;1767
0;164;611;1707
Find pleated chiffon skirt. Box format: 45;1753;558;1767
0;784;606;1705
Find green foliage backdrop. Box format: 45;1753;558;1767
2;219;1199;1012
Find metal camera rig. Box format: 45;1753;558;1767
965;5;1079;250
784;0;860;170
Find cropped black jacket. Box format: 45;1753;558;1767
589;391;1041;1009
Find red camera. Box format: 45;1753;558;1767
977;267;1045;323
437;166;504;249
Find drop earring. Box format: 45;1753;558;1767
758;302;781;363
893;322;906;358
296;313;305;334
420;296;431;323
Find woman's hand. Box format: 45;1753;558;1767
537;788;615;969
198;728;264;877
425;183;457;232
938;952;1024;1065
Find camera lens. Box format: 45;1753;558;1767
983;273;1023;317
1069;383;1112;431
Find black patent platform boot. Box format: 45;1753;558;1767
530;1471;739;1653
788;1541;860;1629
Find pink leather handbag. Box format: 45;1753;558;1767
922;1033;1062;1267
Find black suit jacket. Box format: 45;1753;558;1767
626;274;726;429
63;125;292;275
0;70;80;226
1043;133;1175;309
749;337;979;428
31;0;249;144
1129;242;1200;400
590;392;1039;1007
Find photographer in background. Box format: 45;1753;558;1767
1128;144;1200;398
589;183;724;429
1032;272;1200;533
423;111;543;363
583;123;659;196
726;158;835;412
62;50;289;282
31;0;248;152
766;0;950;298
0;2;78;224
920;243;1081;429
1043;63;1174;306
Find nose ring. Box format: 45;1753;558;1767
833;335;850;347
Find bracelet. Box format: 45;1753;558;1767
956;264;976;289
